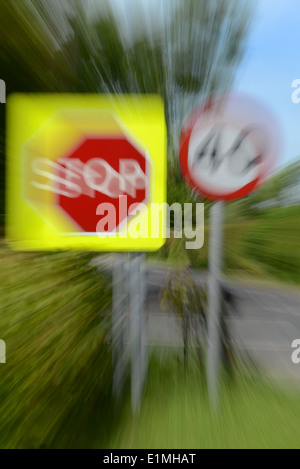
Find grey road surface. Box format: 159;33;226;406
93;256;300;383
145;263;300;383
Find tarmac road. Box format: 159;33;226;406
145;263;300;383
93;256;300;382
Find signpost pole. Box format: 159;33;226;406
129;253;146;414
112;255;126;400
179;95;279;409
140;257;148;388
207;201;224;409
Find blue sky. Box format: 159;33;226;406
234;0;300;168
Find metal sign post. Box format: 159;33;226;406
207;201;224;408
140;260;148;388
129;254;146;414
111;253;147;413
112;255;127;401
179;94;279;408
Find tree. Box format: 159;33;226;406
0;0;254;223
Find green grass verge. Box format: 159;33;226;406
108;357;300;449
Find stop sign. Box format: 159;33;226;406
55;136;149;233
8;94;166;251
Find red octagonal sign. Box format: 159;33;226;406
55;135;149;233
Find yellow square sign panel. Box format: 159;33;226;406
6;94;167;251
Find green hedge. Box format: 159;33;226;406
0;247;114;448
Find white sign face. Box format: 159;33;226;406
0;79;5;103
0;339;6;364
179;95;280;200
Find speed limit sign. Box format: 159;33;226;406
179;94;281;407
179;94;280;200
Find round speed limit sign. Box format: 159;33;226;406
179;95;280;201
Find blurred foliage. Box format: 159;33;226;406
161;264;207;369
157;207;300;285
0;0;254;223
241;206;300;283
0;246;115;448
224;161;300;283
152;160;300;284
160;236;236;373
226;160;300;220
166;236;190;268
